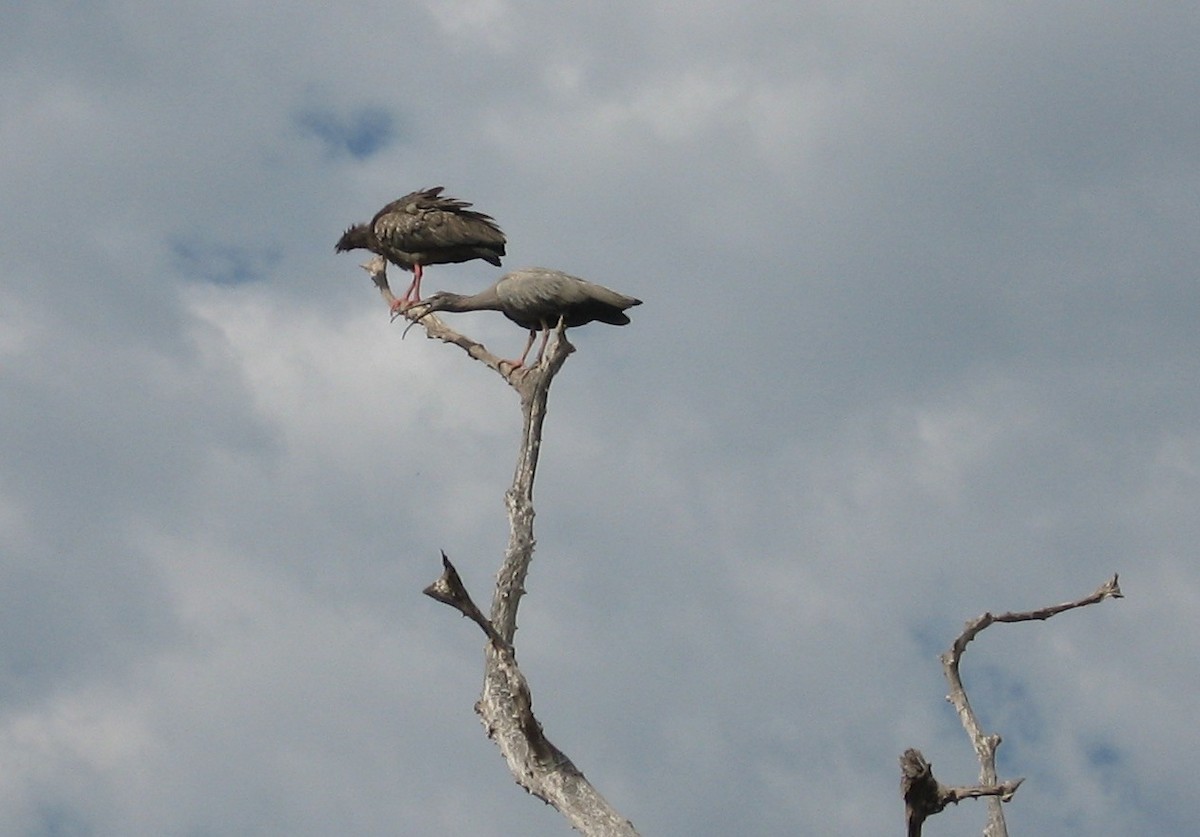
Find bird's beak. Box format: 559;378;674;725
400;303;435;338
409;302;437;323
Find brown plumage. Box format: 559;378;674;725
336;187;506;310
411;267;642;368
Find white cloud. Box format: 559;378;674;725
2;2;1198;835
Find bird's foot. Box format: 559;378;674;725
389;298;413;321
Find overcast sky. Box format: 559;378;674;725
3;2;1198;835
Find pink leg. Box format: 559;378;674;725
532;329;551;366
506;330;537;370
410;264;424;303
396;264;424;311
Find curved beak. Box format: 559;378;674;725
400;302;436;338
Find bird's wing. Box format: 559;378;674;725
373;188;505;252
530;270;639;309
495;268;637;326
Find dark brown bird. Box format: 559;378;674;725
336;187;506;311
411;267;642;368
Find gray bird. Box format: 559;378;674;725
336;187;506;311
411;267;642;368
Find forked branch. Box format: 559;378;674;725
904;574;1123;836
364;259;636;835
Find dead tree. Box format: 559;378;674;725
360;257;639;835
902;575;1123;836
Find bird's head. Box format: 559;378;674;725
335;224;372;253
398;294;441;338
400;291;468;337
406;292;453;321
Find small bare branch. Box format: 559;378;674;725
423;551;509;651
359;255;400;308
901;749;1024;837
917;574;1124;837
949;573;1123;657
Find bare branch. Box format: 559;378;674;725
359;255;399;307
948;574;1124;658
368;259;633;835
901;749;1024;837
472;330;636;835
924;575;1124;837
423;551;509;651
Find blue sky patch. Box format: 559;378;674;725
171;238;277;286
295;106;396;160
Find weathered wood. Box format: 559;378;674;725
368;257;637;835
900;749;1023;837
902;575;1122;836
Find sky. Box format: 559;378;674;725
2;1;1198;835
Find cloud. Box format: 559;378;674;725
2;2;1198;835
171;239;279;285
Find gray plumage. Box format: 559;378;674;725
336;187;505;307
414;267;642;367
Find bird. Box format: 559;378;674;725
336;187;506;311
409;267;642;368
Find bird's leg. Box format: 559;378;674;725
532;328;552;366
530;317;565;367
393;264;424;312
412;263;425;302
391;292;416;318
503;330;537;371
409;264;425;304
